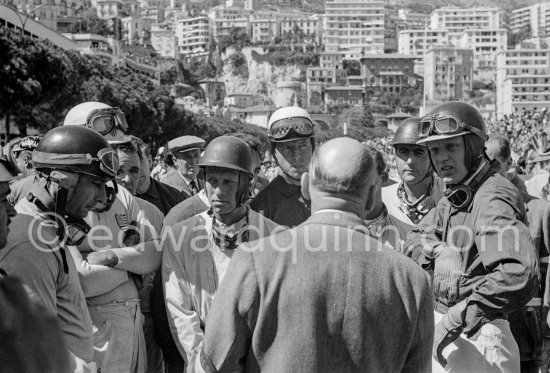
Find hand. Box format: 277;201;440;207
433;311;463;367
85;250;119;267
123;221;140;247
433;247;463;304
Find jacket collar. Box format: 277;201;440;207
302;209;367;231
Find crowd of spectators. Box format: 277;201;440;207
363;108;550;183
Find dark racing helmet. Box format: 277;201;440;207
33;126;118;181
198;136;254;176
418;102;488;172
198;136;255;206
392;117;425;147
417;102;488;144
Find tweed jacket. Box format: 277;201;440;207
200;210;434;373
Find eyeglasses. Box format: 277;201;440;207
94;149;119;178
269;117;314;140
418;115;487;141
87;107;128;136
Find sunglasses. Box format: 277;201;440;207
418;115;487;140
87;107;129;136
269;117;314;140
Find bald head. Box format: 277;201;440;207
310;137;374;196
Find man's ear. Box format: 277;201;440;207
363;182;376;218
301;172;310;200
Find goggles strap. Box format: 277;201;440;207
397;180;435;224
444;159;494;210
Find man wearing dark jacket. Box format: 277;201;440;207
131;136;187;215
251;106;314;227
199;137;434;373
406;102;539;372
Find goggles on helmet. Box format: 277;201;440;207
418;115;487;141
269;117;314;141
87;107;128;136
95;149;119;179
33;148;119;180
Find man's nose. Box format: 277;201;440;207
96;184;108;204
7;203;16;218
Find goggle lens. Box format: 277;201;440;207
97;149;119;178
435;118;459;133
88;107;128;135
114;110;128;132
446;188;471;209
90;115;115;135
269;118;314;140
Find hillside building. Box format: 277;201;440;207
209;6;251;41
175;16;211;58
323;0;387;58
429;6;501;32
359;53;417;94
510;2;550;38
424;46;473;102
496;48;550;116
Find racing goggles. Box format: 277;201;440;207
444;185;473;210
87;107;128;136
418;115;487;141
94;148;119;179
269;117;314;141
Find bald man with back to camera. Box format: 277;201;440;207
197;137;434;373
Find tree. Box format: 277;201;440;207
226;52;248;77
0;28;83;135
67;8;110;36
343;60;361;76
218;27;251;53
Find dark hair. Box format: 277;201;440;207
310;144;374;196
111;141;139;159
129;135;150;160
164;152;175;167
366;146;389;184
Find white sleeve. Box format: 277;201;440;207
162;229;204;372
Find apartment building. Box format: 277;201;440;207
225;0;258;10
250;17;278;43
496;48;550;115
280;14;322;45
399;7;506;75
359;54;417;94
398;29;448;56
209;6;251;41
175;16;211;58
323;0;386;58
450;28;507;70
319;52;343;69
510;2;550;38
151;23;177;57
306;66;347;106
397;9;427;30
424;46;473;102
96;0;139;20
429;6;501;32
